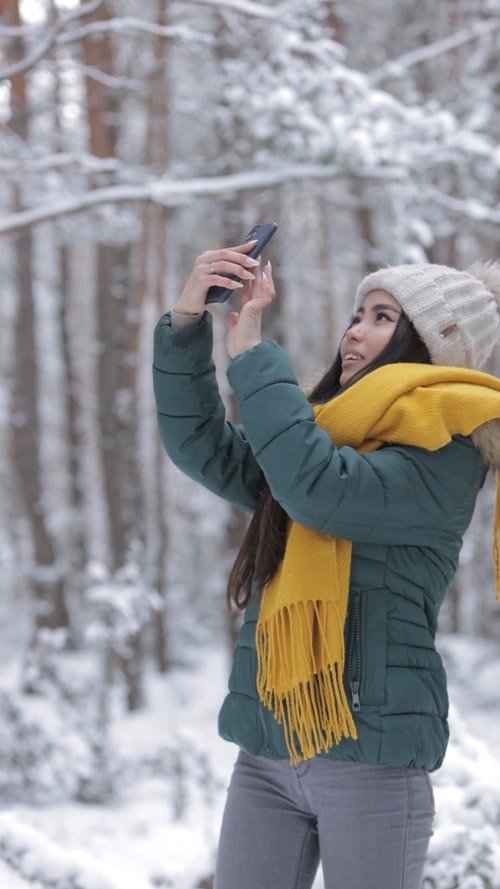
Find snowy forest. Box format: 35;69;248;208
0;0;500;886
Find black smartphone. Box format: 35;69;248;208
205;222;278;304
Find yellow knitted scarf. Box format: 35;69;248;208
256;363;500;764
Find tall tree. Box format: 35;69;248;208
81;1;146;708
5;0;70;643
135;0;172;673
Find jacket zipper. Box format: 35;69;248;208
258;700;271;756
347;592;361;712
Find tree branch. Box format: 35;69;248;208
59;18;212;45
0;0;104;82
77;64;143;90
418;186;500;225
0;164;406;235
0;0;103;38
0;0;290;83
65;0;105;23
184;0;292;18
0;23;61;81
0;15;214;82
369;18;500;86
0;151;122;174
1;167;495;237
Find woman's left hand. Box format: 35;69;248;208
225;262;276;358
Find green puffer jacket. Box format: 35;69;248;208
153;312;486;772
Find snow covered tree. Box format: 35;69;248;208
0;0;499;713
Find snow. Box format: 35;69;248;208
0;636;499;888
0;814;117;888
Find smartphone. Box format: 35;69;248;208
205;222;278;304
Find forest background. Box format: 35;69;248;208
0;1;500;887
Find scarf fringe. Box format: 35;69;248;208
256;600;358;764
494;471;500;602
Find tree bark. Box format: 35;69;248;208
82;1;144;708
7;0;69;638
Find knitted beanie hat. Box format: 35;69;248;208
354;261;500;369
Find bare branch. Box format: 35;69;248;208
0;0;283;83
0;1;103;39
183;0;290;18
0;0;105;82
0;24;36;38
65;0;105;24
418;186;500;225
58;18;209;44
369;18;500;86
1;166;495;237
0;150;122;174
0;164;406;235
0;15;214;82
0;22;61;81
60;20;213;48
77;64;143;90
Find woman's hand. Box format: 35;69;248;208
225;261;276;358
173;241;261;316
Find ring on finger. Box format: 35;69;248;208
210;261;215;274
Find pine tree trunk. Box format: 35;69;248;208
7;0;69;639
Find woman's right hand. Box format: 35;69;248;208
173;241;261;315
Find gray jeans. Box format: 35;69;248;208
214;750;435;889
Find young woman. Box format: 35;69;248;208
153;242;500;889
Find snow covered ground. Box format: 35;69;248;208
0;634;499;889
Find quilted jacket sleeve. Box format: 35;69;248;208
227;339;485;546
153;312;264;512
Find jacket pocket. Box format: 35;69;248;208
347;587;388;709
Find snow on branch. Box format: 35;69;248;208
77;64;143;91
0;0;104;82
0;3;209;84
184;0;293;18
369;18;500;86
0;0;102;39
0;23;39;38
66;0;105;21
59;18;214;47
0;151;121;174
0;23;61;81
420;185;500;225
1;167;495;237
0;164;406;236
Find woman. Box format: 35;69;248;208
153;241;500;889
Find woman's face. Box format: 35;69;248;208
339;289;402;387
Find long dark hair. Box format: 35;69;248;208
226;310;431;610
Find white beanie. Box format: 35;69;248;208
354;261;500;370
